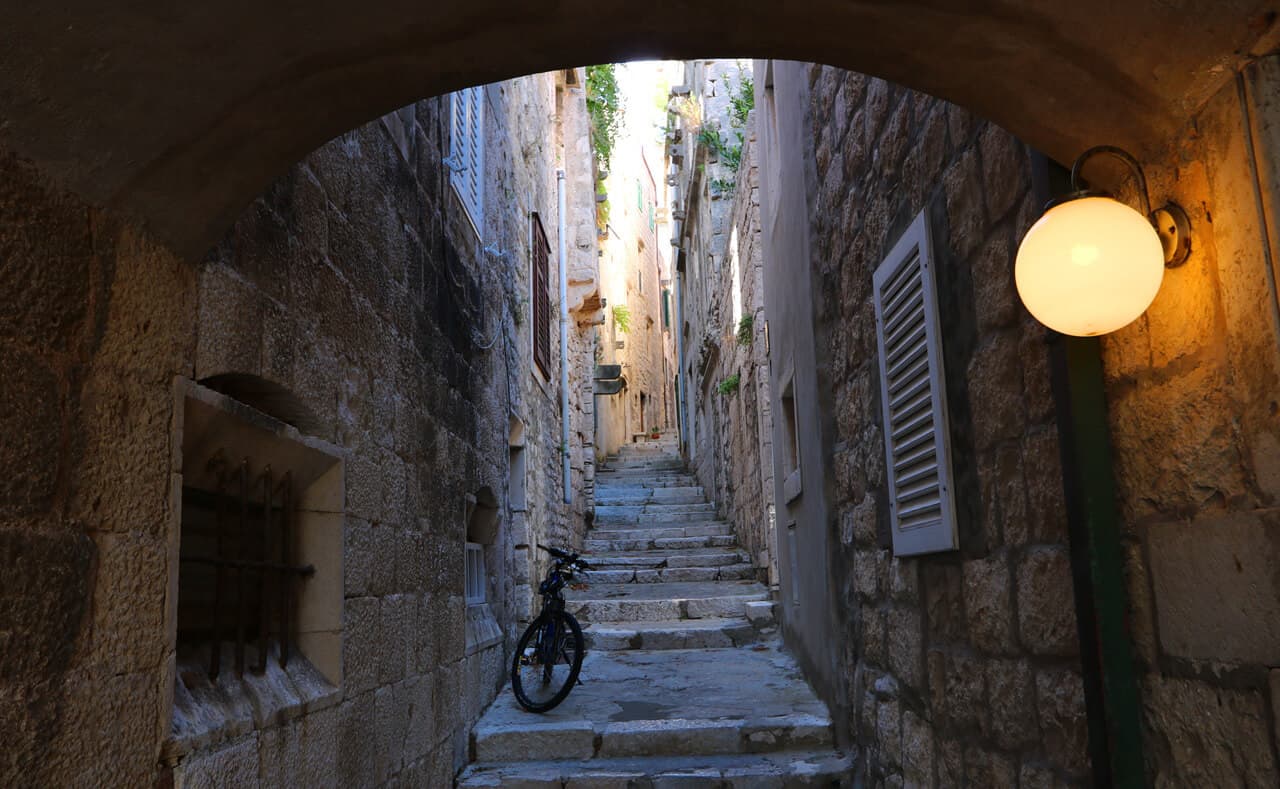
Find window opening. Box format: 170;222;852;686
449;86;486;234
872;210;958;555
465;542;486;605
178;455;311;679
531;213;552;377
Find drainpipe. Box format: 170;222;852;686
558;170;572;505
1033;153;1145;787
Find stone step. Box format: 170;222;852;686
595;510;721;527
566;580;770;623
595;487;708;506
584;617;759;650
595;498;714;511
589;523;732;541
584;533;737;553
584;563;758;585
457;749;855;787
601;459;685;470
472;713;834;763
593;502;716;520
584;548;751;569
596;470;696;481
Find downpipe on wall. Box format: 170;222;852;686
558;170;571;505
1032;153;1145;788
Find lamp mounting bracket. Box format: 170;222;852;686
1070;145;1191;268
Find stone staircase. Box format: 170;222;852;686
457;438;854;787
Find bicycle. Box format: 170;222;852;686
511;545;591;713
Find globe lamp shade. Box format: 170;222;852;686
1014;196;1165;337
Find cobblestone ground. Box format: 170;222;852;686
458;439;854;786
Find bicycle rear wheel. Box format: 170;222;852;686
511;610;585;713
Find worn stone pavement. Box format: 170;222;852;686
458;439;853;786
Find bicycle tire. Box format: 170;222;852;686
510;610;585;713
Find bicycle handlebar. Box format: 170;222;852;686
537;544;592;571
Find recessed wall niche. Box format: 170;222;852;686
164;378;345;760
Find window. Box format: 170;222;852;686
170;379;344;757
872;210;958;556
531;213;551;377
729;225;742;326
780;379;802;504
464;488;501;653
465;543;486;605
449;86;485;234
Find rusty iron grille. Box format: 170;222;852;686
180;452;314;679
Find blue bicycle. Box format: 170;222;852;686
511;545;590;712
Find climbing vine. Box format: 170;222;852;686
586;64;623;174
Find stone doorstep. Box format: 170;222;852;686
456;750;856;788
472;715;834;763
584;618;758;650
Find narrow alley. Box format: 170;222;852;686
6;6;1280;787
460;438;852;785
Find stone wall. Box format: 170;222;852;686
0;69;599;786
1097;59;1280;785
764;61;1089;786
766;56;1280;786
596;137;669;460
674;103;778;585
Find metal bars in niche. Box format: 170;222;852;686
180;451;314;679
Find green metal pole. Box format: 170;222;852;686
1048;334;1147;787
1034;153;1147;787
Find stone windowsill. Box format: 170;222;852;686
162;644;340;764
466;602;503;656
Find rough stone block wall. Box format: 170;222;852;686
0;70;597;786
1095;64;1280;785
686;124;778;582
801;65;1089;786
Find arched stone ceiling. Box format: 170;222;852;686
2;1;1277;256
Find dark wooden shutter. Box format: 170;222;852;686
532;214;551;377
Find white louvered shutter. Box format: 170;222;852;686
450;87;485;234
872;211;958;556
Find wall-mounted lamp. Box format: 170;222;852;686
1015;146;1192;337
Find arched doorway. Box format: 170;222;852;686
4;4;1280;786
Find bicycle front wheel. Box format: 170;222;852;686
511;610;585;713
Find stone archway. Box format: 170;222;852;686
1;1;1276;254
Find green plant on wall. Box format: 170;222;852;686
717;373;741;396
612;303;632;334
595;180;611;232
698;69;755;174
728;71;754;130
736;314;754;345
586;65;623;174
